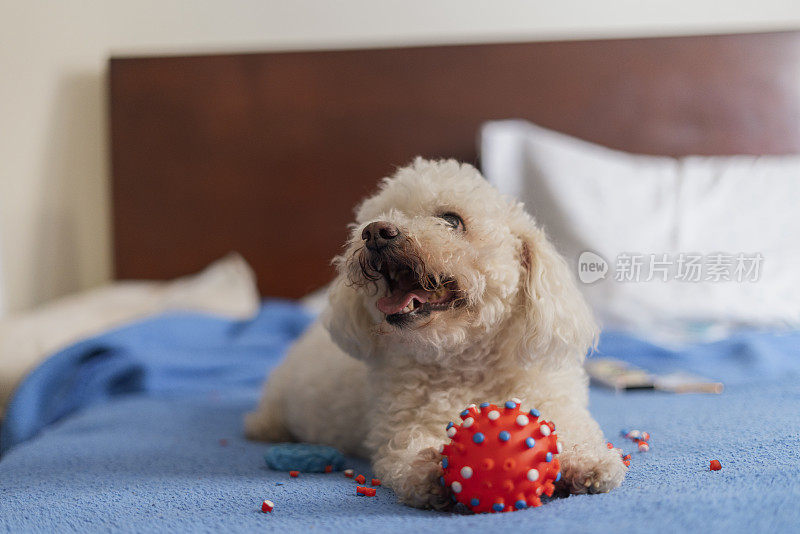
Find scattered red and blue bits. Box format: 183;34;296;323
356;486;377;497
710;460;722;471
620;428;651;453
261;449;381;513
440;401;561;513
607;442;632;466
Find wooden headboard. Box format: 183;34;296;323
110;31;800;298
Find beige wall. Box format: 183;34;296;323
1;0;799;315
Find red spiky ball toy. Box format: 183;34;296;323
440;399;562;513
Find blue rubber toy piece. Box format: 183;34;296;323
264;443;346;473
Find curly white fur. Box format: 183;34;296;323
245;158;626;508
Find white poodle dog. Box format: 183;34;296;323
245;158;626;508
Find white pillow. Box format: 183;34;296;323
480;120;800;343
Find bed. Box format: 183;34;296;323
2;31;800;532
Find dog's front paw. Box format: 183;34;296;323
411;447;453;511
558;445;627;494
378;447;451;510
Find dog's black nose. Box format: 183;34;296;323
362;221;400;250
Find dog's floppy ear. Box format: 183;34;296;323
513;217;598;367
322;271;376;361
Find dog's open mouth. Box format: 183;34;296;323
375;265;459;326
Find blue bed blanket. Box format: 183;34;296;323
1;301;313;454
1;303;799;533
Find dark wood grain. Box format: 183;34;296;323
109;31;800;298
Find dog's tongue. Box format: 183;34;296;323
377;288;431;315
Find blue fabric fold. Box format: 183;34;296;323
0;300;313;454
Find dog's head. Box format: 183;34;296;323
324;158;596;367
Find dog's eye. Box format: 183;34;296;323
438;212;465;231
